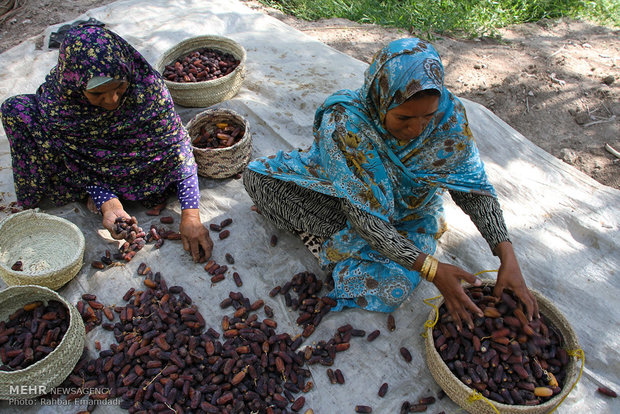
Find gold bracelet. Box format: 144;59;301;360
420;255;434;281
426;257;439;283
420;256;430;280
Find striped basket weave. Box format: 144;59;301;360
0;285;85;399
186;108;252;179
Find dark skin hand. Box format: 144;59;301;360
180;208;213;262
492;241;539;319
415;241;539;331
100;198;132;239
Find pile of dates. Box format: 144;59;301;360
0;300;70;371
192;120;245;149
163;48;240;83
269;271;334;339
433;285;569;406
58;268;334;413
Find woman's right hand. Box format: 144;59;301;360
428;259;484;331
100;198;131;239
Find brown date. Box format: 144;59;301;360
400;347;412;363
367;330;380;342
225;253;235;264
597;386;617;398
233;272;243;287
378;382;388;397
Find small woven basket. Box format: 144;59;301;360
0;285;85;399
0;210;85;290
156;35;246;108
425;282;580;414
186;108;252;179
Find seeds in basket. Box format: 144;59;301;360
192;120;245;149
0;300;69;371
432;285;569;406
163;48;240;83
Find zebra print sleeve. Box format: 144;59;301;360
449;190;511;253
341;199;422;270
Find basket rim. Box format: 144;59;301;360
0;284;84;377
424;279;580;412
156;34;247;90
0;210;85;279
187;108;251;154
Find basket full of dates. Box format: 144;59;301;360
156;35;246;108
424;281;581;414
0;285;85;399
185;108;252;179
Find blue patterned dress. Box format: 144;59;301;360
0;25;196;208
248;38;498;312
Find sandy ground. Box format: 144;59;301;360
1;0;619;190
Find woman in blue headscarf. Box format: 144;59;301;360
1;24;212;262
244;38;538;328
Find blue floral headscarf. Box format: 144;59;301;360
249;38;496;312
251;38;494;221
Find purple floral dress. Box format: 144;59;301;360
0;25;196;208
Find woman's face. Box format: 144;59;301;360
83;80;129;111
384;94;439;143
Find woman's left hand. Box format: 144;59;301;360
492;241;539;320
179;208;213;262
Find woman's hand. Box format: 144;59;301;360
100;198;131;239
492;241;539;320
180;208;213;262
430;260;484;331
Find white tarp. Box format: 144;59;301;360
0;0;618;413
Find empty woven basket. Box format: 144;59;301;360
0;285;85;399
156;35;246;108
424;281;580;414
0;210;85;290
186;108;252;179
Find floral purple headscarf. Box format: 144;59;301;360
31;24;195;203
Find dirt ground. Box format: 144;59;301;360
1;0;618;190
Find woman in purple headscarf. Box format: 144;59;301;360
0;24;212;262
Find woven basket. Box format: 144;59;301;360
0;210;85;290
0;285;85;399
156;35;246;108
425;282;580;414
186;108;252;179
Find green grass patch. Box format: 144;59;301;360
257;0;619;38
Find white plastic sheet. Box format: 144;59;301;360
0;0;618;413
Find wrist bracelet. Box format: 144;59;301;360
420;255;433;280
426;257;439;283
